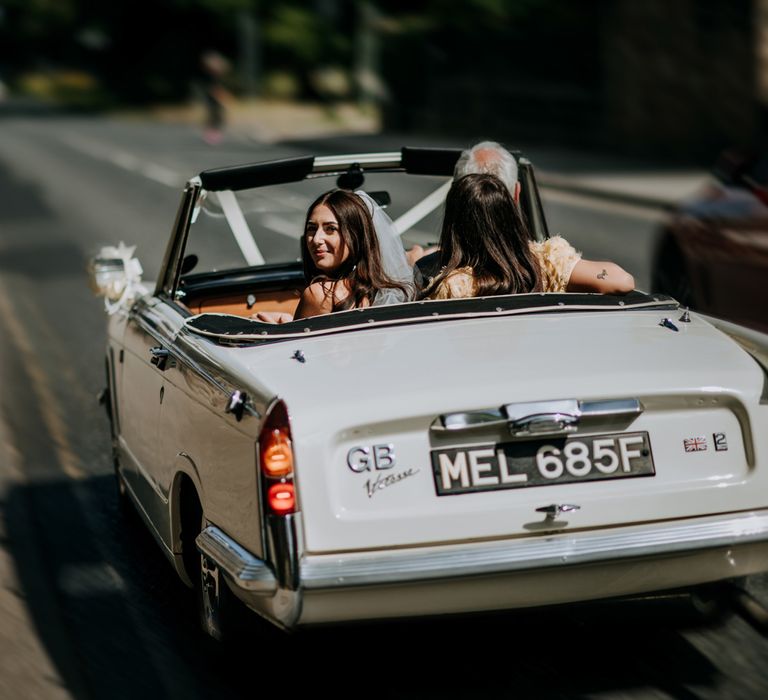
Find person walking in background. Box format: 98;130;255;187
199;50;231;145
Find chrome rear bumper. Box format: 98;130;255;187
196;525;277;594
300;511;768;588
197;510;768;624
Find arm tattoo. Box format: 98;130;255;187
597;269;608;280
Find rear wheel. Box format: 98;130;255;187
198;542;241;641
179;486;243;642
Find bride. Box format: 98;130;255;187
256;189;414;322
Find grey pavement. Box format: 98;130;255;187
0;315;70;700
1;95;713;210
210;98;713;209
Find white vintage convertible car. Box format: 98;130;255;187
93;148;768;640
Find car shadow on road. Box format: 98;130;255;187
209;604;721;700
2;473;724;700
2;474;204;699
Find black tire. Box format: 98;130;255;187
179;488;244;642
198;540;241;642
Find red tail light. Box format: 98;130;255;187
261;429;293;477
258;400;297;514
267;483;296;514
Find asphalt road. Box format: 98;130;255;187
1;115;767;700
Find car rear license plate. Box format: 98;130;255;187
431;431;654;496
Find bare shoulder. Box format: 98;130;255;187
302;280;334;304
294;280;336;319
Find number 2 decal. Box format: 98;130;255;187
713;432;728;452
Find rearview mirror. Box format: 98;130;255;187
369;191;391;207
181;254;199;275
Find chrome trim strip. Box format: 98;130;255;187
436;398;643;435
703;313;768;406
130;310;233;401
300;511;768;589
438;410;506;431
196;526;277;594
130;300;264;419
505;398;580;436
174;333;265;419
580;398;643;418
505;398;580;422
266;512;301;591
312;152;401;171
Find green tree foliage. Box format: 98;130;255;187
266;4;351;62
0;0;594;107
1;0;253;104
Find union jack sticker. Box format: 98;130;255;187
684;436;707;452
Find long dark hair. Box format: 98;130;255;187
300;190;409;310
422;173;542;297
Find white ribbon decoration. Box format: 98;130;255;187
95;242;149;315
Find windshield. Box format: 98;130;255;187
186;172;451;277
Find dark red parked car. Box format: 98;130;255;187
652;150;768;333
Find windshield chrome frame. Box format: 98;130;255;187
158;150;550;305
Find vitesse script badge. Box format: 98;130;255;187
347;444;419;498
684;436;707;452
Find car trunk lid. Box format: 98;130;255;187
237;310;766;554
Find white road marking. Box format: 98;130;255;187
142;162;182;188
540;186;667;222
58;133;306;239
57;133;184;188
57;130;664;239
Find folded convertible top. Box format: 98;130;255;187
184;292;678;343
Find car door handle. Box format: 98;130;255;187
150;346;170;370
